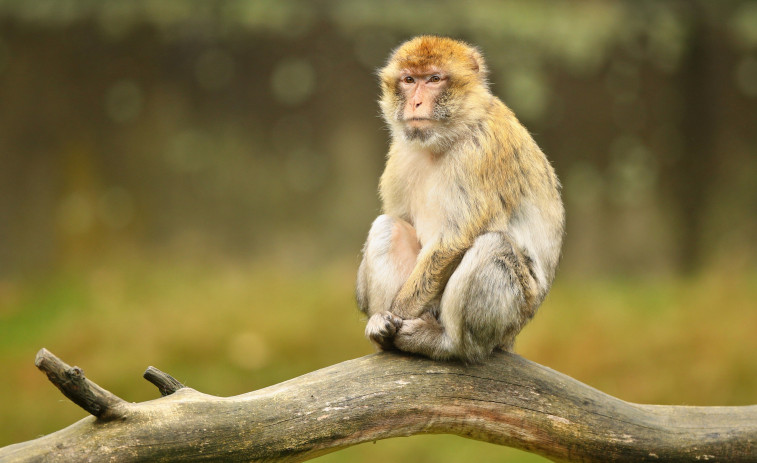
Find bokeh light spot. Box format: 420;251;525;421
195;48;236;91
270;58;316;106
58;192;95;235
735;55;757;98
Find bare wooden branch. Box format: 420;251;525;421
143;366;185;396
2;349;756;462
33;348;127;420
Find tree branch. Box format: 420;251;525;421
1;349;755;462
33;348;127;420
143;365;185;397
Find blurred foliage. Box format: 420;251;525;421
1;1;756;461
0;0;755;276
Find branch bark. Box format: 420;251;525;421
1;348;755;462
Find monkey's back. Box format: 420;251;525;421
481;98;565;296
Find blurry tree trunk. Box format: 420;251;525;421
671;2;723;272
1;349;755;462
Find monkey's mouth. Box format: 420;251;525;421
404;117;435;128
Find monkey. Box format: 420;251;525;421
355;36;565;363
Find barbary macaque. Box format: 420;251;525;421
356;36;564;362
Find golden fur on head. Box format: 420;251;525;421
379;36;489;89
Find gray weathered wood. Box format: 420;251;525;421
143;365;185;397
1;349;755;462
33;348;127;420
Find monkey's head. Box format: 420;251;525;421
379;36;490;150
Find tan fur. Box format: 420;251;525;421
357;36;564;362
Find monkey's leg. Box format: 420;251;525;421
356;215;420;349
393;232;536;362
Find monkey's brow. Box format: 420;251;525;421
400;67;443;77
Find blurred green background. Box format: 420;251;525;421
1;1;756;461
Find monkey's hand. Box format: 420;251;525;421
365;311;404;350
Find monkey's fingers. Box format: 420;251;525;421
365;312;403;349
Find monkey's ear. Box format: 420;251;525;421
468;49;488;77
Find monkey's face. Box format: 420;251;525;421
378;36;490;149
395;68;451;142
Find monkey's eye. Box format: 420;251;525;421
429;75;441;83
402;76;415;84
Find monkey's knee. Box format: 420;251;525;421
439;233;532;360
389;220;420;275
358;215;419;316
365;215;418;258
364;215;395;253
364;214;419;281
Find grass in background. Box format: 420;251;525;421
1;257;755;462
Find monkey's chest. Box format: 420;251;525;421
383;148;452;247
406;172;448;247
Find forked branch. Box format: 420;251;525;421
1;349;755;462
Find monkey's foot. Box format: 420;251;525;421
365;312;403;350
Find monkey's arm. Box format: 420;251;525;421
391;195;498;319
389;233;469;319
